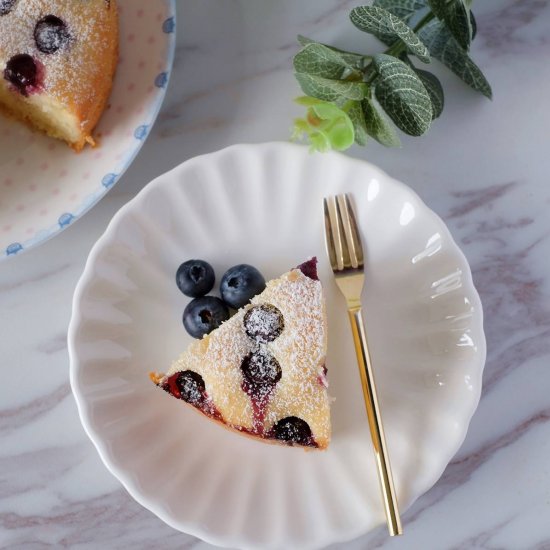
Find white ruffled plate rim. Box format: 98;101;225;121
69;142;486;550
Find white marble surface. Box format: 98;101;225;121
1;1;550;548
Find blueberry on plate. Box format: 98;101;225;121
176;259;215;297
220;264;266;309
183;296;229;339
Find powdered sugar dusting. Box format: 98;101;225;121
317;365;329;389
244;304;284;342
162;264;331;447
261;268;330;444
242;347;281;387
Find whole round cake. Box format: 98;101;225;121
0;0;118;151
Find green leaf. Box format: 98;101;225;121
401;52;444;119
294;96;327;107
427;0;473;51
297;35;316;46
414;68;444;118
294;43;361;80
470;10;477;40
401;53;444;118
350;6;431;63
446;0;472;50
347;101;369;146
297;35;368;67
295;73;369;102
418;19;492;98
297;34;315;46
427;0;448;19
362;98;401;147
372;54;432;135
372;0;427;22
292;98;355;152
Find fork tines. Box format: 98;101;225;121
323;194;364;273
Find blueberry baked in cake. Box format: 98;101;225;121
151;259;332;449
0;0;118;151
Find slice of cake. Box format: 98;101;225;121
151;259;331;449
0;0;118;151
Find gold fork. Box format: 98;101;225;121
323;194;402;537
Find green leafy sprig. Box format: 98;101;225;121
291;0;491;152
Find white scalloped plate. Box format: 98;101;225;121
0;0;176;259
69;142;486;550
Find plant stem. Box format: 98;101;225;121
413;11;435;32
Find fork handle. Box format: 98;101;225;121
348;307;403;536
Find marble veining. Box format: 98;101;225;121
477;0;550;56
2;1;550;548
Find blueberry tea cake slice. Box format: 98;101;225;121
151;259;331;449
0;0;118;150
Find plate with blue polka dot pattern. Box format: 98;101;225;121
0;0;176;260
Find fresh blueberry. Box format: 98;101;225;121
183;296;229;339
220;264;266;309
271;416;314;446
34;15;71;54
176;259;215;297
